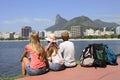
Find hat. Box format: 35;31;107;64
45;33;57;42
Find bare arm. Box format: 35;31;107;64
20;49;27;62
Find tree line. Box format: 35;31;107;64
0;34;120;40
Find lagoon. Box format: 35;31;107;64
0;39;120;77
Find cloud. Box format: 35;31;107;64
2;17;54;25
2;18;31;24
33;18;53;22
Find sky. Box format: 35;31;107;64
0;0;120;32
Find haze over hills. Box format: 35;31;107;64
45;14;119;32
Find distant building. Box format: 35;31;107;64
84;28;94;36
45;31;52;38
54;30;69;37
0;32;3;38
21;26;32;38
71;26;83;37
2;32;14;39
95;30;101;36
38;31;45;38
14;32;21;39
116;26;120;34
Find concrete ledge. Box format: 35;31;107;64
15;58;120;80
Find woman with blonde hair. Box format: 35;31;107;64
20;32;48;76
45;33;65;71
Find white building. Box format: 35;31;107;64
54;30;69;37
3;32;11;39
94;30;101;36
84;28;95;36
38;31;45;38
0;32;3;38
0;32;15;39
116;26;120;34
45;31;52;37
14;32;21;39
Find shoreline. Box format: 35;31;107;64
70;38;120;41
0;38;120;42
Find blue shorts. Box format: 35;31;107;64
26;64;47;76
49;63;65;71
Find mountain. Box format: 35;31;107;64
94;19;119;27
45;15;119;32
45;14;68;32
63;16;98;30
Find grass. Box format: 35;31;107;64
1;74;25;80
2;77;13;80
116;53;120;56
76;61;80;65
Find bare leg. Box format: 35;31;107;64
21;57;30;76
21;61;26;75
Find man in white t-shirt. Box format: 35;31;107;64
59;31;76;67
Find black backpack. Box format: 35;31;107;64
91;44;107;68
80;43;108;68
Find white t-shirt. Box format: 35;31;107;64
59;41;76;67
50;50;63;64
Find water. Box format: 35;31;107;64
0;41;28;77
0;39;120;77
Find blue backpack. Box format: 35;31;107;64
104;44;118;65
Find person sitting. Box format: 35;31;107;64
59;31;77;68
20;32;48;76
45;33;65;71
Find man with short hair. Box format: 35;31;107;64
59;31;76;67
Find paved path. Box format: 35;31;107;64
16;58;120;80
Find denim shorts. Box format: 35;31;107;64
49;63;65;71
26;64;47;76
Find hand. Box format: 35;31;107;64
48;57;52;62
59;60;64;64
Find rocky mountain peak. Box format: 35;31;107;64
55;14;68;25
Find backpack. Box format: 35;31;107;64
80;45;94;67
104;44;118;65
92;44;107;68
